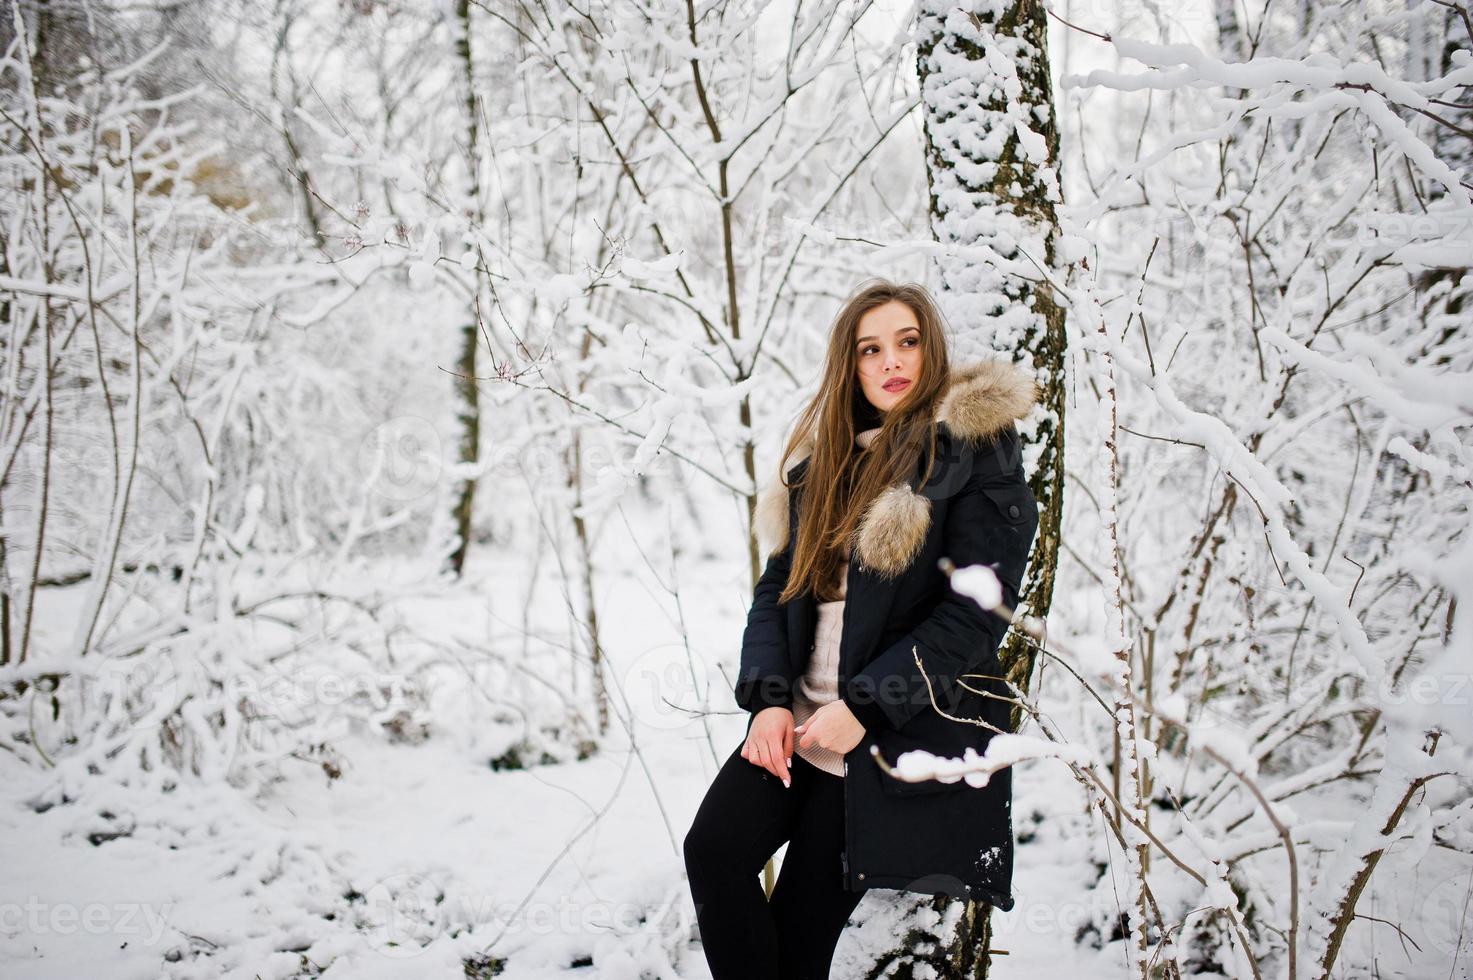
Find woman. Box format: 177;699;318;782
683;279;1040;980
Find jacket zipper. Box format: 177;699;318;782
840;567;857;891
842;758;851;886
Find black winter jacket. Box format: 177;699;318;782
736;357;1041;908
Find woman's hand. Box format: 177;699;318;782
794;700;866;756
741;705;795;787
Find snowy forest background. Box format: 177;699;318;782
1;0;1470;977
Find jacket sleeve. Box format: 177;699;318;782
841;427;1038;733
733;496;796;715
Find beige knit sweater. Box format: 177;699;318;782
791;425;881;777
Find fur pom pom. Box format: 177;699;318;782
854;484;931;578
754;474;791;557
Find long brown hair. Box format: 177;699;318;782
775;279;952;604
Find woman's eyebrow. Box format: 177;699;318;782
855;325;920;344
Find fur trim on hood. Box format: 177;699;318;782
754;357;1038;577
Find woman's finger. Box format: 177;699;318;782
768;734;791;786
752;740;772;779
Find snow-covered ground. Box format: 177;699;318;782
1;735;1130;979
0;557;1136;979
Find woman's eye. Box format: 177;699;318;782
860;337;917;356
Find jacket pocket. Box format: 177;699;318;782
871;728;969;797
979;483;1035;526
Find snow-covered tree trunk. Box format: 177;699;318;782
868;1;1069;975
447;0;484;582
914;0;1066;730
1415;3;1470;321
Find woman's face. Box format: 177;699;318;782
854;300;924;414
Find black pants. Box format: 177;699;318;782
684;741;868;980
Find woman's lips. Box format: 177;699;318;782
882;378;911;392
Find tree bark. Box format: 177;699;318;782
447;0;482;579
896;1;1068;975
